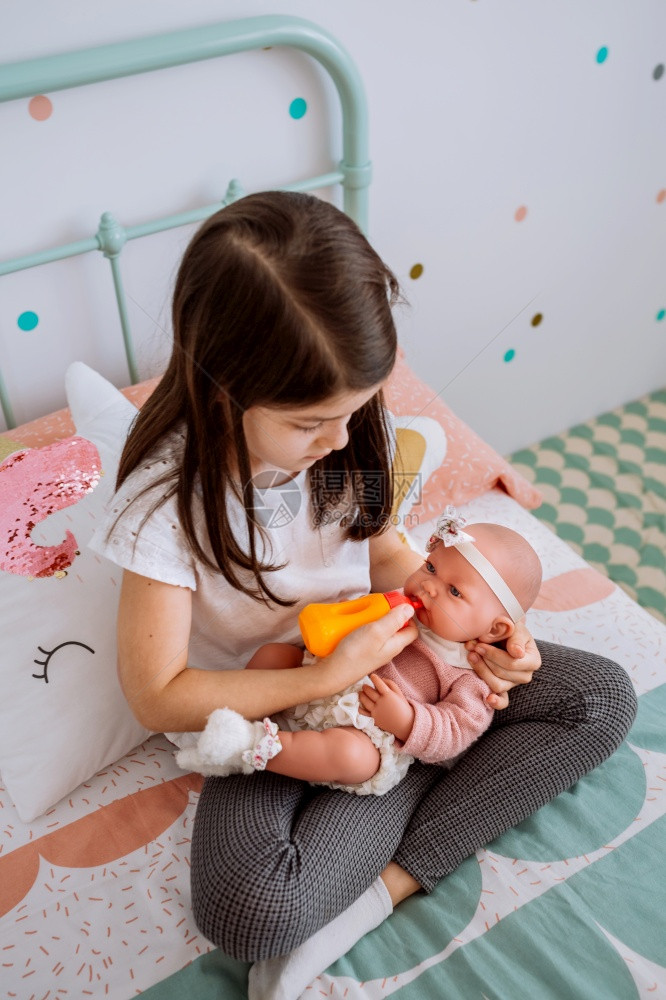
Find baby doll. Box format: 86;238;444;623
176;510;543;794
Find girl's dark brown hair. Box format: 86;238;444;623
116;191;400;604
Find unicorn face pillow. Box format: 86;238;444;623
0;365;149;822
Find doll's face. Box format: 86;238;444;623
403;541;507;643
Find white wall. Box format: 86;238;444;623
2;1;665;454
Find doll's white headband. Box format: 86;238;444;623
426;506;525;623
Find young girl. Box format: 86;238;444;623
93;191;636;1000
176;514;544;795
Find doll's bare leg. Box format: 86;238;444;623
245;642;304;670
266;726;381;785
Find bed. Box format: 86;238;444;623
1;15;665;1000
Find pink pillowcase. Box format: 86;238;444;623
0;378;160;449
1;359;540;515
383;352;541;518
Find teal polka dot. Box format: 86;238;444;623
583;541;611;563
607;563;638;586
541;436;566;453
617;458;643;476
639;544;666;568
645;476;665;498
657;309;665;321
596;46;609;64
614;526;642;547
511;449;537;466
588;507;615;528
570;424;595;439
598;412;622;428
563;453;591;472
535;467;562;487
560;486;589;507
636;586;666;617
594;440;616;457
18;310;39;331
503;348;515;362
535;502;558;523
559;523;585;545
616;490;643;509
289;97;307;119
588;471;615;491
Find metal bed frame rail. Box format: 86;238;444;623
0;15;371;428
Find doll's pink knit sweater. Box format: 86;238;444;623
377;637;494;765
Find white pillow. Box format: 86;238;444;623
0;363;149;822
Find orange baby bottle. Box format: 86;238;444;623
298;591;422;657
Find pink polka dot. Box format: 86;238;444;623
514;206;528;222
657;189;666;204
28;95;52;121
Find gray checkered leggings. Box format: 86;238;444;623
190;642;636;961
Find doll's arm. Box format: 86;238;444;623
398;675;494;764
245;643;304;671
358;673;415;742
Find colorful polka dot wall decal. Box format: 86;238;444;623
28;95;52;121
18;311;39;331
531;313;543;327
657;309;665;322
289;98;307;120
596;46;609;64
654;64;664;81
409;263;424;280
514;206;528;223
657;189;666;204
503;348;516;363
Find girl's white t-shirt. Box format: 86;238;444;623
89;428;372;673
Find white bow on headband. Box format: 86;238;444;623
426;506;475;551
425;506;525;623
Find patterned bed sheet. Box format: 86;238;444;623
2;489;665;1000
510;387;666;625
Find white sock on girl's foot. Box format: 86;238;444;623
247;876;393;1000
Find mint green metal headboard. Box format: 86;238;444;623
0;15;371;428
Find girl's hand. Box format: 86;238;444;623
465;620;540;710
359;673;415;742
320;605;418;692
